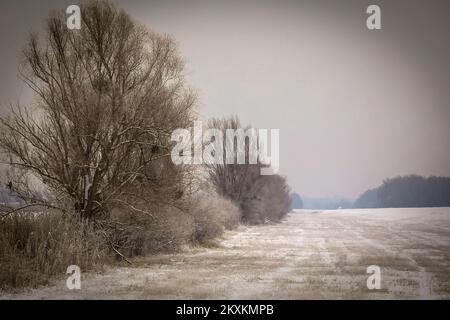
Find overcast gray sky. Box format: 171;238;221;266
1;0;450;199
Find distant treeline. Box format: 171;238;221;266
290;192;353;210
354;175;450;208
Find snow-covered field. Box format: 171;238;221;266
2;207;450;299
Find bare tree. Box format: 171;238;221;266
204;116;291;224
204;116;256;203
0;0;196;220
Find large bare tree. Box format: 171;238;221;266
0;0;196;220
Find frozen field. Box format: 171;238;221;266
2;207;450;299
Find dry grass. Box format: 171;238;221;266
0;192;242;291
0;212;110;290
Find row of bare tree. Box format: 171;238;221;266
0;0;290;247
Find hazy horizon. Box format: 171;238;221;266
1;0;450;199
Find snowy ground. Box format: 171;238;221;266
2;207;450;299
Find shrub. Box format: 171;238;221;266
105;190;241;255
187;192;240;244
104;206;192;257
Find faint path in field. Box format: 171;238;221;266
2;208;450;299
